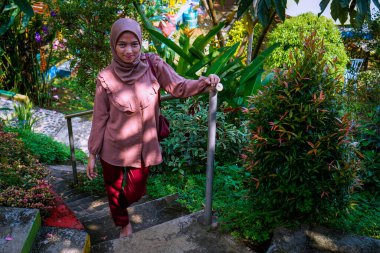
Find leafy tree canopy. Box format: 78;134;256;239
237;0;380;27
265;12;349;77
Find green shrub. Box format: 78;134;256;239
244;33;362;240
156;98;248;175
5;128;87;165
147;163;250;218
0;0;61;106
330;192;380;239
345;70;380;192
266;13;349;79
0;127;55;216
147;163;273;243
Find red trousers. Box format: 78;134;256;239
100;158;149;227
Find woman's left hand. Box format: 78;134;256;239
205;74;220;87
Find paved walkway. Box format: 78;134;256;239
0;97;91;155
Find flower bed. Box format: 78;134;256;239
0;128;55;217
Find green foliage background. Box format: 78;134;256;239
266;13;349;78
345;69;380;192
57;0;133;97
152;97;249;175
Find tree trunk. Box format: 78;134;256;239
251;11;276;60
247;32;253;64
202;0;225;47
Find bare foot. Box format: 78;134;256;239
120;223;133;238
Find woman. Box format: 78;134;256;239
86;18;220;238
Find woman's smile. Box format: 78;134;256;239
115;32;141;63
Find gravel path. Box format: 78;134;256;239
0;97;91;154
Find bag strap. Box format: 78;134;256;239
146;53;161;107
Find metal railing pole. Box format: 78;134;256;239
65;110;92;184
67;118;78;185
204;88;218;225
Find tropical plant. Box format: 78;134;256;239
1;0;34;91
244;33;362;239
232;0;379;65
155;98;249;175
141;0;169;22
12;98;39;130
266;13;349;78
136;7;280;107
1;0;61;106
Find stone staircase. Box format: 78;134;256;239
1;165;253;253
44;165;254;253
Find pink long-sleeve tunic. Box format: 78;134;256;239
88;53;208;168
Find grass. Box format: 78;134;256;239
5;127;87;165
330;191;380;239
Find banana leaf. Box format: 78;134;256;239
0;8;19;36
261;72;275;86
185;50;220;77
221;69;243;91
176;33;191;75
13;0;33;17
245;69;264;96
205;43;239;76
3;3;18;12
192;21;225;51
239;42;280;84
19;9;31;32
218;57;244;79
146;27;193;64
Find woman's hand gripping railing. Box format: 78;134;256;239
64;83;223;227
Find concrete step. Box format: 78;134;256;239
64;192;93;203
66;195;102;208
91;211;254;253
81;194;189;246
74;201;110;223
73;198;109;220
126;193;189;232
30;226;90;253
82;215;119;245
0;207;41;253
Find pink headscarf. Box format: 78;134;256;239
109;18;149;85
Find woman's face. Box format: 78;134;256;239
115;32;141;63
